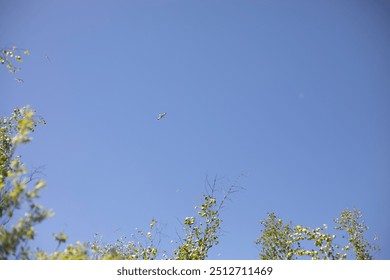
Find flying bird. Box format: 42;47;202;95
157;112;167;120
14;78;24;83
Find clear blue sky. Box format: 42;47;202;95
1;0;389;259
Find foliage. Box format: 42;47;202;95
256;210;379;260
172;194;221;260
0;46;29;82
256;213;296;260
36;242;89;260
36;222;162;260
89;223;160;260
334;209;379;260
172;180;238;260
0;107;52;259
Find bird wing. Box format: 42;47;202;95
157;113;167;120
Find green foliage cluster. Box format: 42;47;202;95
173;193;221;260
0;46;29;79
256;211;379;260
0;107;52;259
89;230;159;260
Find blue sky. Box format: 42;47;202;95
1;0;389;259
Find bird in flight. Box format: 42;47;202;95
157;112;167;120
14;78;24;83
